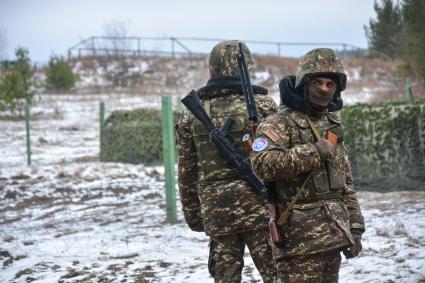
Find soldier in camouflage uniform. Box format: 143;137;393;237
176;40;278;283
250;48;365;282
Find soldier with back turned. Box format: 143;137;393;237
176;40;278;282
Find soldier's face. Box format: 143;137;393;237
307;77;337;108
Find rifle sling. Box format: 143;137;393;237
276;114;322;226
204;100;211;117
277;172;312;226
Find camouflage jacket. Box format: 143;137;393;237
250;108;365;258
176;89;277;236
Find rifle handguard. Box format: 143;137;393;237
268;203;284;248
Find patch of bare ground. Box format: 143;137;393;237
72;155;99;163
15;267;33;279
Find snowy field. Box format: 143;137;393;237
1;93;424;283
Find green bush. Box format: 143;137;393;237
0;47;34;114
45;55;78;90
100;108;179;165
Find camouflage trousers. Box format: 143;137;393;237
275;251;341;283
208;227;276;283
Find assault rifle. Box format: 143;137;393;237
237;42;259;135
181;90;267;195
237;42;283;247
181;90;282;247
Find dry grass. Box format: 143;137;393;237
254;55;298;76
66;54;425;103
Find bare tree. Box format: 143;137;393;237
99;18;136;87
102;18;132;56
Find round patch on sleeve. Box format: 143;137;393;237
252;137;269;152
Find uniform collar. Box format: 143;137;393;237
197;76;268;99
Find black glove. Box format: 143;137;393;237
343;232;362;259
183;209;204;232
189;221;204;232
314;138;336;160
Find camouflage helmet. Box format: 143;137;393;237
295;48;347;90
209;40;254;78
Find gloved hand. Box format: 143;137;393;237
343;232;362;259
314;138;336;160
183;209;204;232
189;221;204;232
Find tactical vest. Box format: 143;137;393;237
276;112;346;203
190;95;251;183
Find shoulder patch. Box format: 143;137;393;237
327;112;342;124
252;137;269;152
263;128;280;143
291;117;309;129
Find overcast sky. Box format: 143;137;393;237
1;0;377;62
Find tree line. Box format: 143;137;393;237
365;0;425;82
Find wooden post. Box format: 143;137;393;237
161;96;177;222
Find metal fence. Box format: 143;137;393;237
68;36;362;59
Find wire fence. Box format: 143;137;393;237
67;36;363;59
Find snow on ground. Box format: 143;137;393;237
343;88;375;105
1;93;424;283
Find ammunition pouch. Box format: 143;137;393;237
295;191;342;204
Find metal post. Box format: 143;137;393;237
171;37;175;58
92;37;96;57
161;96;177;222
99;102;105;146
176;96;183;113
406;78;414;101
137;38;141;56
24;101;31;166
277;43;281;57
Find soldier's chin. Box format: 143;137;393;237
311;102;329;111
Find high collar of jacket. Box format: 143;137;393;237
197;76;268;99
279;75;343;112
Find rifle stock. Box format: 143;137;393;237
181;90;216;133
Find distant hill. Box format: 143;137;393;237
49;55;423;104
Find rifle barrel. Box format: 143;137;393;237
237;43;258;124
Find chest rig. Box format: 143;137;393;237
277;112;346;203
191;95;251;183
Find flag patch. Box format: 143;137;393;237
264;129;280;142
